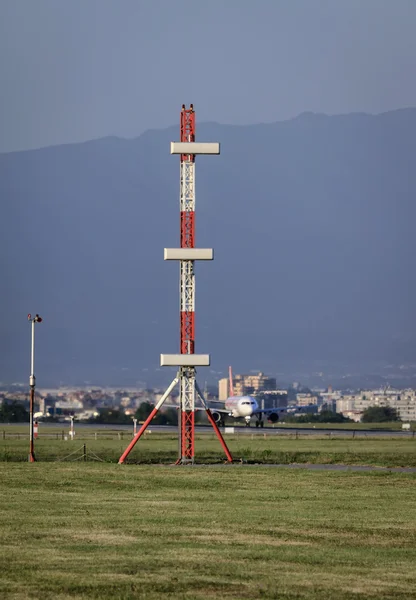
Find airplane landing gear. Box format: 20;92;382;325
255;420;264;428
245;416;251;427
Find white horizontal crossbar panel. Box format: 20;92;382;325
160;354;211;367
170;142;220;155
164;248;213;261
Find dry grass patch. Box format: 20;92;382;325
0;464;415;599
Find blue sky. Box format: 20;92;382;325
1;0;416;152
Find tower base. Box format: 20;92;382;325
118;370;233;464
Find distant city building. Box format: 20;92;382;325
54;399;84;415
337;389;416;422
218;378;229;402
296;393;318;407
320;390;341;405
256;390;288;409
218;372;276;401
7;381;416;423
336;396;357;414
38;397;46;415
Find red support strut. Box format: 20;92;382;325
205;408;233;463
118;407;159;464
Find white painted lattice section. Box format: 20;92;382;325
180;261;195;314
180;161;195;212
180;367;196;412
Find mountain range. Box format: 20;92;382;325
1;108;416;388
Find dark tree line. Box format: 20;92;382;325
91;402;180;425
284;411;353;424
361;406;399;422
0;401;29;422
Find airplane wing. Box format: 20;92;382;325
163;403;229;414
253;405;313;416
252;406;288;416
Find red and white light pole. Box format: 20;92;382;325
27;313;42;462
69;415;75;439
119;104;233;465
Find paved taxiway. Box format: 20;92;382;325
26;422;415;437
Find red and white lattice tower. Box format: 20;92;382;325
178;104;197;462
118;105;233;465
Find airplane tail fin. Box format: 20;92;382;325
228;366;235;397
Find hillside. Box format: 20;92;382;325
1;109;416;387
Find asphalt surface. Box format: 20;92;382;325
152;425;413;437
6;422;414;437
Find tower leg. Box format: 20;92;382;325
179;409;194;464
195;382;233;463
177;367;196;464
118;376;179;464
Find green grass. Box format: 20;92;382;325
0;464;415;599
1;432;416;467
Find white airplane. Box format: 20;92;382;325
208;367;293;428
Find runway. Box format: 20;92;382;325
23;422;415;437
150;425;414;437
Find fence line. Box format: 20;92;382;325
0;431;136;440
56;444;105;462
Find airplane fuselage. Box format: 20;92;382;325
224;395;259;418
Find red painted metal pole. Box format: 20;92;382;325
118;376;179;464
118;407;159;464
205;408;233;463
28;386;36;462
194;381;233;462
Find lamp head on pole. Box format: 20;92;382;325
28;313;43;323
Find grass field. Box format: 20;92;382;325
0;463;415;599
1;428;416;467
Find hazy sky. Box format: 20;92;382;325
1;0;416;152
